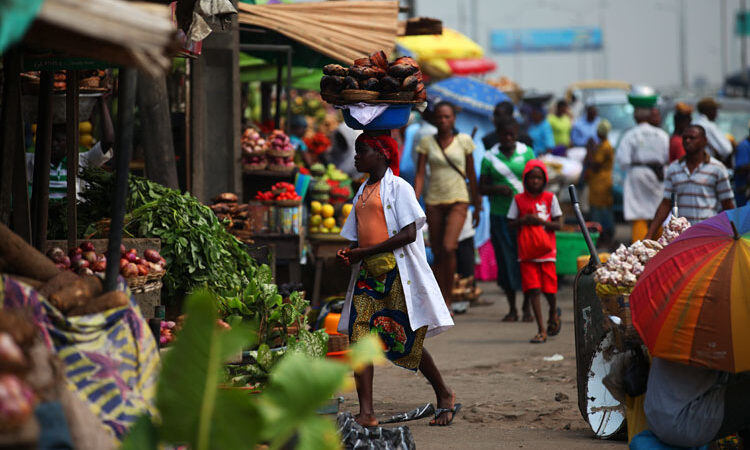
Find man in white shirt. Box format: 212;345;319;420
694;97;733;162
616;107;670;242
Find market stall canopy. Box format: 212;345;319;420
20;0;178;76
0;0;44;54
237;1;399;64
426;77;510;117
240;52;321;90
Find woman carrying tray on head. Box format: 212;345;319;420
337;133;459;427
414;101;481;313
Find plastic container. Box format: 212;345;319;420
556;231;599;275
342;104;411;130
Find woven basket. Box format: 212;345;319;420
321;92;343;103
243;161;268;172
267;164;295;173
126;275;148;290
341;89;379;102
327;334;349;353
267;148;295;158
147;271;165;282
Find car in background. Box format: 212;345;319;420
660;96;750;145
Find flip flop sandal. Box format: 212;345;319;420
547;307;562;336
429;403;462;427
501;312;518;322
530;333;547;344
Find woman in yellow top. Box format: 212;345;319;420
584;119;615;246
547;100;572;147
414;102;481;311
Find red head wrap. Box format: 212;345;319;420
355;134;400;176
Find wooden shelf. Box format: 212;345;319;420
242;169;296;177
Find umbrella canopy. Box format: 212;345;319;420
426;77;510;117
397;28;483;61
397;29;494;78
630;207;750;373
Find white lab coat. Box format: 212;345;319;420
694;114;732;160
338;168;453;338
616;123;669;221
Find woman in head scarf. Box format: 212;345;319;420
337;133;459;427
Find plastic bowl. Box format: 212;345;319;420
342;104;411;130
627;94;658;108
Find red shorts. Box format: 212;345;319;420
520;261;557;294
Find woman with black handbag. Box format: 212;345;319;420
414;102;481;313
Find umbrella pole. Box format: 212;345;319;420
569;185;600;267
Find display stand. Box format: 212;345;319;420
308;233;349;307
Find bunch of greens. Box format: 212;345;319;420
122;290;383;450
219;265;309;344
127;190;257;303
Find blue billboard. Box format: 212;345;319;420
490;27;603;53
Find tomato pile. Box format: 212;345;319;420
255;182;301;203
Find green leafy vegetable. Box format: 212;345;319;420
122;290;384;450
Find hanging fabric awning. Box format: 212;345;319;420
20;0;178;76
237;1;400;64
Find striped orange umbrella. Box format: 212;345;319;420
630;207;750;373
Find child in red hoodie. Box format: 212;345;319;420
507;160;563;343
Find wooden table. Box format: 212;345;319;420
308;233;350;307
251;233;303;282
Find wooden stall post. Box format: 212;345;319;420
0;51;32;241
274;54;282;129
104;68;137;292
30;71;54;251
65;70;79;250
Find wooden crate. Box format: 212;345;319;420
45;238;162;318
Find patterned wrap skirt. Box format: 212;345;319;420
348;253;427;371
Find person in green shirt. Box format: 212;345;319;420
479;116;534;322
547;100;572;148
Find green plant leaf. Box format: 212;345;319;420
347;334;386;372
288;329;329;359
120;415;159;450
256;343;273;372
295;415;341;450
260;353;349;443
156;290;258;450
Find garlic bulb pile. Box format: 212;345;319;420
594;239;663;290
658;216;691;246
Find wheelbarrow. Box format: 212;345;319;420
569;185;626;439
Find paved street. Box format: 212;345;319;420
341;279;625;449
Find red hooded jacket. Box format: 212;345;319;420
509;159;560;261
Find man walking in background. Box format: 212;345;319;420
694;97;733;163
570;104;600;148
646;125;735;239
617;107;669;242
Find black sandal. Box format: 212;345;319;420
429;403;462;426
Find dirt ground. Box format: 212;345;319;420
340;279;626;449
